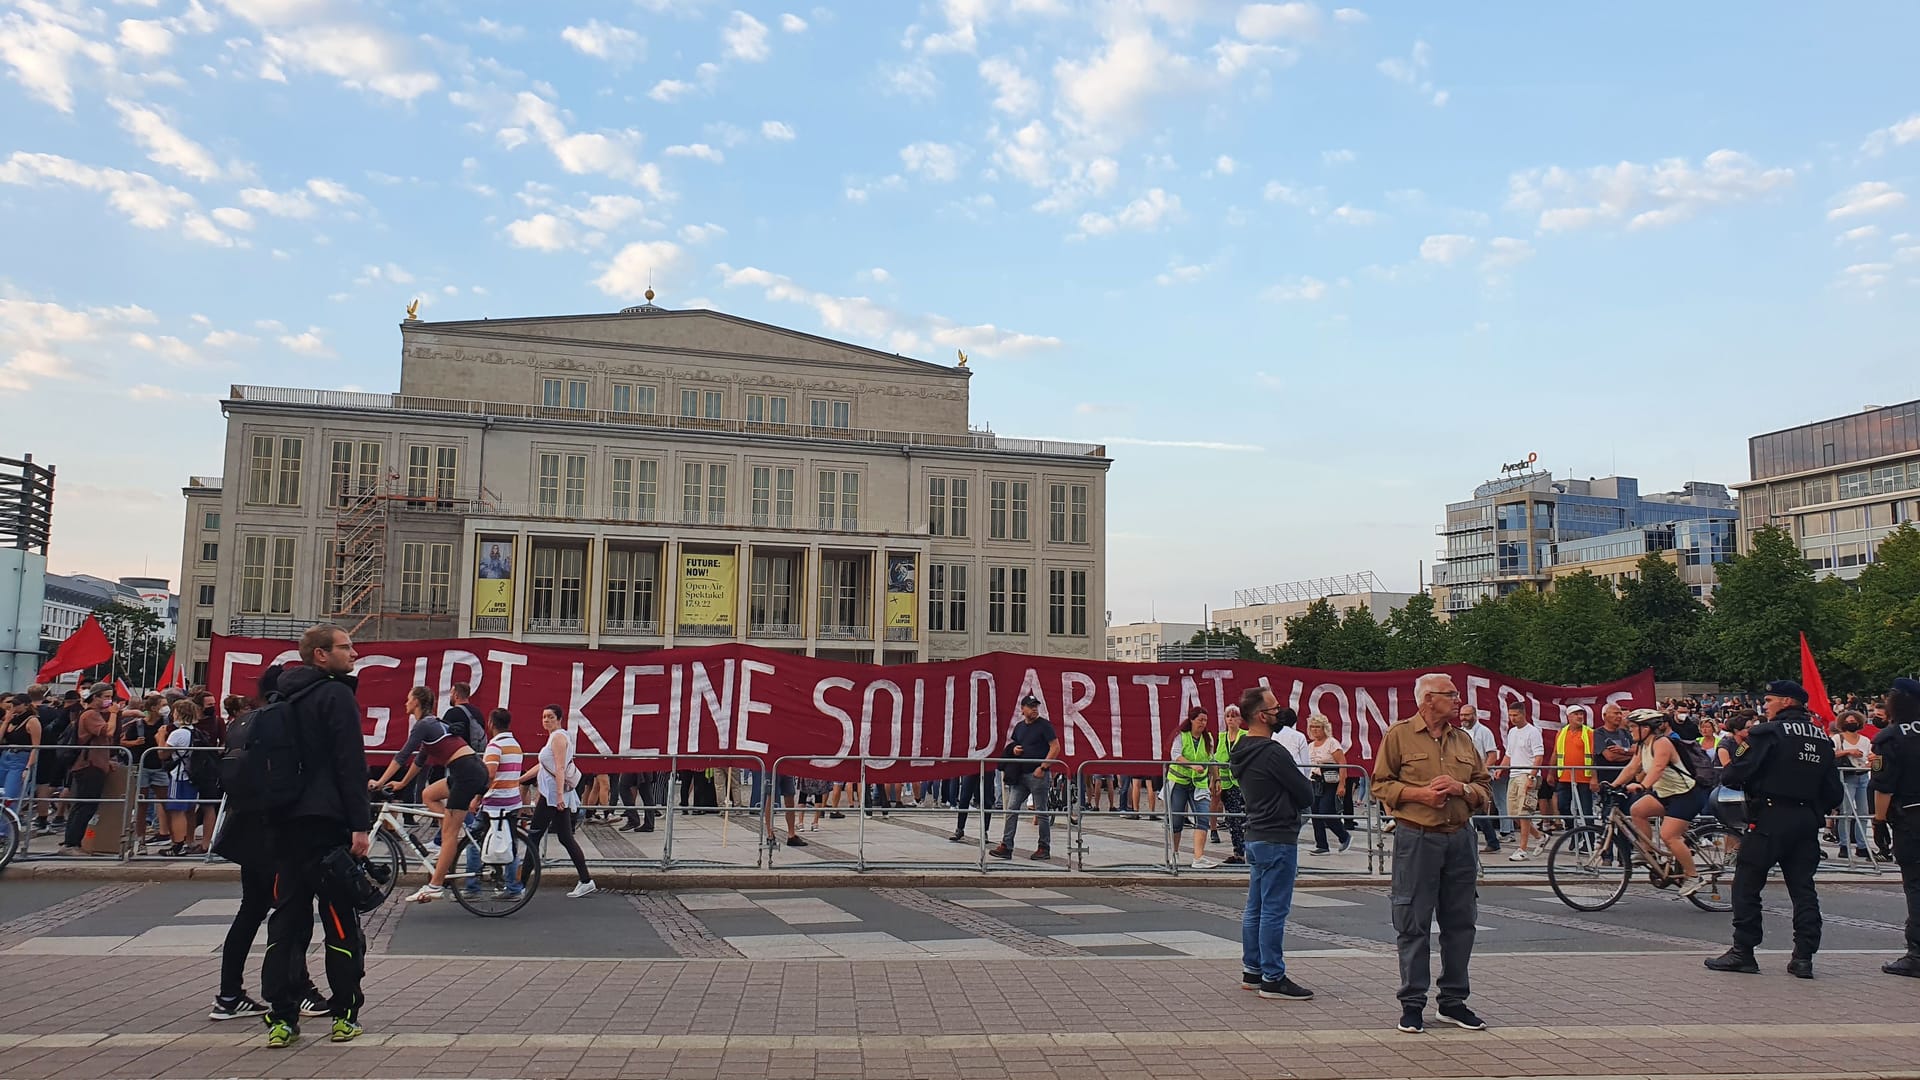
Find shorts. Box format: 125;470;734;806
1506;773;1539;818
166;776;200;812
141;767;171;791
769;774;799;799
1657;785;1708;823
446;755;491;813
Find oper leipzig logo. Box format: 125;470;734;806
1499;452;1539;475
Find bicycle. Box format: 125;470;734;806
367;791;541;917
1547;786;1735;912
0;803;21;873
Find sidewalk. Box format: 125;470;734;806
1;950;1917;1078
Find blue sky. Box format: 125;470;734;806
4;0;1918;623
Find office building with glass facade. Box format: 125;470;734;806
1433;472;1736;614
1732;399;1920;580
1548;519;1738;599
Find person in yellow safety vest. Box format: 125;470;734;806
1168;707;1222;869
1215;707;1249;865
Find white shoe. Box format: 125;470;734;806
406;884;443;904
1191;857;1219;870
1677;877;1704;898
1508;848;1531;862
567;880;599;899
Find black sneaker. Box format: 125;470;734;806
1704;948;1760;974
208;995;267;1021
299;992;331;1017
1397;1007;1424;1034
1882;956;1920;978
1259;978;1313;1000
1786;955;1814;979
1222;855;1246;865
1241;970;1262;991
1437;1003;1486;1030
948;833;967;844
785;835;808;848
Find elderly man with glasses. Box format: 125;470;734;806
1372;672;1493;1036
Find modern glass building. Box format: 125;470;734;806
1433;472;1737;613
1549;518;1738;599
1734;398;1920;580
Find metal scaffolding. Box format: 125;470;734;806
1232;571;1384;608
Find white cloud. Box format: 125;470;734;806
498;92;662;193
128;331;204;365
991;119;1119;213
1262;181;1314;206
204;328;257;347
1210;39;1292;77
1054;30;1198;139
679;222;727;244
649;78;694;102
722;10;770;62
880;59;939;99
1862;114;1920;156
1378;39;1446;106
506;194;656;252
118;19;174;56
780;12;807;32
1213;154;1236;175
110;98;228;181
844;174;906;203
900;141;965;182
560;20;644;63
665;143;725;163
761;119;796;141
1321;147;1356;166
0;292;157;394
1264;276;1327;301
1828;181;1907;220
595;240;688;300
506;213;576;252
1075;188;1181;236
858;267;891;284
1482;236;1534;269
1836;224;1880;245
306;177;360;205
1236;3;1321;40
0;4;117;112
978;55;1039;114
1330;204;1379;225
1418;234;1475;265
279;327;331;356
1333;7;1368;21
0;152;235;242
719;263;1063;356
466;18;523;41
1507;150;1795;232
239;185;315;217
1154;258;1214;285
1840;262;1893;293
210;206;254;230
126;383;183;401
256;24;440;101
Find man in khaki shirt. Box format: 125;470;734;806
1372;672;1492;1036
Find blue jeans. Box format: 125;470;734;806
1840;773;1872;850
1241;840;1300;980
0;751;29;807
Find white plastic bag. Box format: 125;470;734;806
481;810;514;865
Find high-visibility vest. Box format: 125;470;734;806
1169;732;1215;786
1217;730;1244;790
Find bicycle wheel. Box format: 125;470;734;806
1547;824;1629;911
0;806;21;873
364;828;404;903
1685;821;1736;912
449;825;540;917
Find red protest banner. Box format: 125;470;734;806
209;635;1652;780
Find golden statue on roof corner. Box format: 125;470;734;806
405;299;420;321
956;349;969;367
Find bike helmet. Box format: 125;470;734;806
1626;708;1668;726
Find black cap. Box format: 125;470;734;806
1891;677;1920;699
1765;680;1809;703
1020;695;1041;708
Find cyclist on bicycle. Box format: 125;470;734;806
368;686;489;904
1608;708;1707;897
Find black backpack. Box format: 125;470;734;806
220;685;320;814
186;724;223;796
444;704;485;753
1668;735;1724;791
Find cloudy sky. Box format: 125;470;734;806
4;0;1918;623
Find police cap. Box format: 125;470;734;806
1892;677;1920;700
1764;680;1809;703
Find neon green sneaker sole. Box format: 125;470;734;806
266;1021;298;1049
330;1018;363;1043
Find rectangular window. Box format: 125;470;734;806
429;543;452;614
810;399;829;428
1069;569;1087;636
1840;471;1871;499
750;555;798;629
1835;506;1867;532
400;542;425;612
682;463;704;524
810;399;852;430
604;548;658;629
746;394;788;425
269;537;295;614
201;541;218;563
203;511;219;531
610;457;634;520
635;459;657;522
951;479;969;538
567;379;588;411
564;453;587;517
194;618;212;640
245;436;303;507
612;384;657;416
1069;484;1087;544
834;400;850;429
989;480;1008;539
929;564;945;632
948;564;967;632
817;557;866;632
435;447;457;501
1047;569;1065;635
542;378;563;408
248;435;274;505
529;546;587;629
706;463;727;524
330;440;353;508
817;470;836;530
703;390;724;420
1012;481;1029;540
537;453;561;516
928;477;947;536
355;441;381;500
240;536;267;613
680;389;699;418
988;567;1006;633
840;472;860;530
196;584;215;606
407;444;431;501
775;467;794;528
751;466;772;526
612;383;632;414
1049;484;1068;543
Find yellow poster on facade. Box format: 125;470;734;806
678;552;737;629
885;554;916;631
472;537;515;625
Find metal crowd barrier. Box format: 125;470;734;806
7;746;139;860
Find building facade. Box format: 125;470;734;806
1732;399;1920;580
178;304;1111;684
43;573;178;642
1547;519;1737;599
1212;592;1415;652
1433;472;1736;613
1105;621;1203;663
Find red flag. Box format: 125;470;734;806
113;678;131;702
35;615;114;683
158;653;177;693
1800;632;1836;728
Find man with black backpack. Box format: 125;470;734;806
441;683;485;753
256;623;372;1049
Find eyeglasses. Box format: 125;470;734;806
1423;690;1461;700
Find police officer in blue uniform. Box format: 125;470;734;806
1705;680;1844;979
1871;677;1920;978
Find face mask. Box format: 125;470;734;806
159;706;170;719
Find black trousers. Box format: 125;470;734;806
222;861;312;1001
1895;819;1920;960
262;828;365;1024
1731;803;1823;956
525;800;591;884
61;768;107;849
954;773;998;836
618;773;663;826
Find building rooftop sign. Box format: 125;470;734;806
1499;452;1539;475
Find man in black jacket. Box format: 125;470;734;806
1228;685;1316;1001
260;623;372;1048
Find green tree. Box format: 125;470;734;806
1617;553;1707;680
1322;605;1391;672
1837;524;1920;686
1529;571;1635;684
1383;593;1450;670
1446;590;1543;677
1186;626;1266;662
90;601;171;689
1272;598;1340;668
1701;525;1828;689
